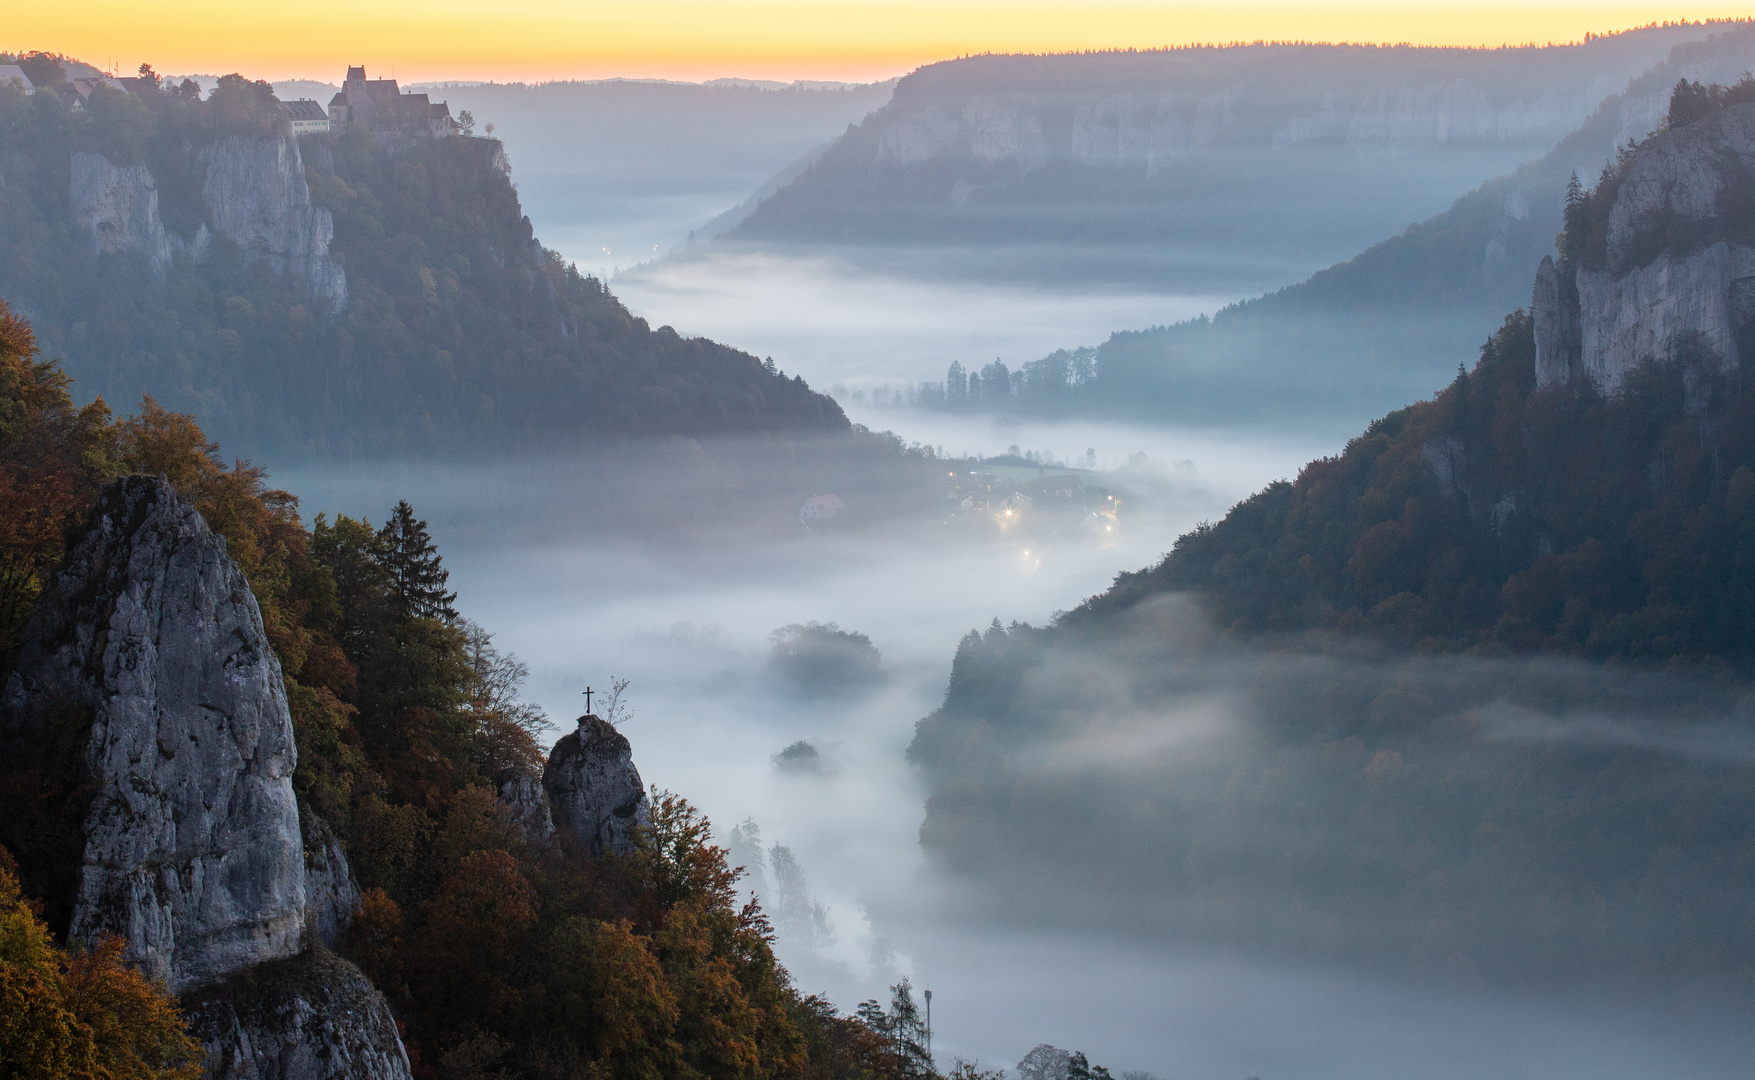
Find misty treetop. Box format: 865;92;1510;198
0;66;848;460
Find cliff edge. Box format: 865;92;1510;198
1533;99;1755;390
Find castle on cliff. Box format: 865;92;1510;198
327;66;460;137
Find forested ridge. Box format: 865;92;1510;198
904;305;1755;979
0;303;974;1077
0;58;847;460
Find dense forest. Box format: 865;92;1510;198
0;58;847;460
0;302;985;1078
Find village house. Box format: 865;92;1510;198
281;98;329;135
58;76;128;112
799;494;846;523
0;66;34;95
328;66;461;137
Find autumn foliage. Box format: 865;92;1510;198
0;847;203;1079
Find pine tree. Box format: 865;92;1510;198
1560;171;1586;260
376;500;457;620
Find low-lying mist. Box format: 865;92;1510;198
913;595;1755;985
613;251;1236;398
272;422;1755;1077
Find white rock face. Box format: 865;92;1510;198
1577;243;1755;388
69;151;176;277
301;811;360;950
1532;102;1755;391
499;773;556;842
3;476;306;993
68;136;346;311
543;714;649;857
187;950;412;1080
200;136;347;313
965;99;1047;168
877;107;961;165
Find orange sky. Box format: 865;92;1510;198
13;3;1754;84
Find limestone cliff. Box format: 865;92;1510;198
2;475;307;992
0;475;409;1080
1533;101;1755;390
544;714;648;857
199;136;347;313
69;152;180;277
67;136;345;312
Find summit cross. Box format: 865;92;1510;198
583;686;594;714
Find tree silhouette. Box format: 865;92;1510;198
377;500;457;621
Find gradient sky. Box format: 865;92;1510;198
14;2;1753;84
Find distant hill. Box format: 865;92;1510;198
0;65;850;460
898;26;1755;432
725;24;1739;291
387;77;895;264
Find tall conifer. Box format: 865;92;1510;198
377;500;457;621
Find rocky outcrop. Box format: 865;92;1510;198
186;949;411;1080
543;714;648;857
69;151;204;278
499;773;556;842
2;475;306;992
1;475;411;1080
199;136;347;314
1533;101;1755;390
301;810;360;950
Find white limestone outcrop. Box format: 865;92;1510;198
69;151;188;278
1;475;411;1080
68;135;345;311
187;950;412;1080
1533;102;1755;391
2;475;306;993
543;713;649;857
199;136;347;313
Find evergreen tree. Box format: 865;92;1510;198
1560;171;1586;259
377;500;457;621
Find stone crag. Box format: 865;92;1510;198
198;136;347;313
2;475;306;993
544;714;648;857
68;135;344;312
0;475;407;1080
186;949;411;1080
1533;101;1755;390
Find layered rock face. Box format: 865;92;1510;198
69;151;191;278
1;475;410;1080
199;136;347;313
544;714;648;856
68;135;345;311
1533;102;1755;390
186;950;411;1080
3;476;306;992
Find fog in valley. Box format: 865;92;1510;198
269;414;1755;1078
251;27;1755;1079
